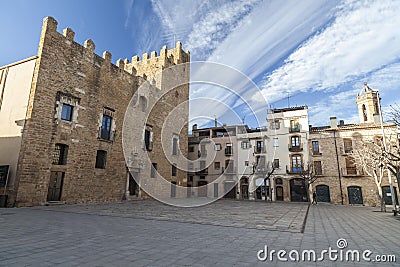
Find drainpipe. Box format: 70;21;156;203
333;130;344;205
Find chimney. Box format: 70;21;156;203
339;120;345;126
214;117;218;127
192;124;197;131
373;114;381;124
330;117;337;129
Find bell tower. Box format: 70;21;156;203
356;82;381;124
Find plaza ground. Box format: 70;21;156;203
0;200;399;266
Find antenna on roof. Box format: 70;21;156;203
287;91;290;108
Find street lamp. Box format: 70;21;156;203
377;92;397;216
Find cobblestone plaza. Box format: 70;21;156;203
0;200;399;266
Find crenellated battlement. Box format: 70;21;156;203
40;16;190;83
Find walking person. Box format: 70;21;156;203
312;191;317;205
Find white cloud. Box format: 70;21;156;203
260;0;400;98
150;0;400;129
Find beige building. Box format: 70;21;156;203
310;83;399;206
0;17;190;207
188;124;244;199
264;106;310;202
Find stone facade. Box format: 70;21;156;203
310;84;399;207
188;124;243;199
0;16;189;207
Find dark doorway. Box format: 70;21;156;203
240;177;249;200
276;186;284;201
256;186;262;200
47;172;64;202
129;172;139;197
224;182;236;198
198;181;208;197
316;185;331;203
382;186;399;205
347;186;363;205
290;178;308;202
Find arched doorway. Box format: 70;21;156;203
316;185;330;203
275;178;284;201
347;186;363;205
290;178;308;202
240;177;249;200
197;181;208;197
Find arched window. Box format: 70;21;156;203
362;104;367;121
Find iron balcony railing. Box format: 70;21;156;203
286;165;304;174
341;168;364;177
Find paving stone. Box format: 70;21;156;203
0;200;399;266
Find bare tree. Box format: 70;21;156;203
300;162;319;186
388;103;400;127
351;137;386;211
300;162;319;202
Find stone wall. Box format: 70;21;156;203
14;17;189;206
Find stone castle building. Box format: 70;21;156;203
0;17;190;207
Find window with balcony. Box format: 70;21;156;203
289;136;301;151
225;143;233;155
256;141;264;153
290;154;302;173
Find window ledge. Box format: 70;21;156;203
98;137;114;143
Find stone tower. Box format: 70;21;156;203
356;82;381;124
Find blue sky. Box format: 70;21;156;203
1;0;400;128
